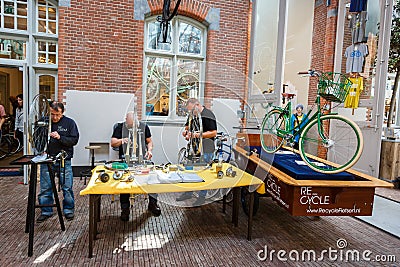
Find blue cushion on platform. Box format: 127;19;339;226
252;146;355;181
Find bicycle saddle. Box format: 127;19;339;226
281;93;296;99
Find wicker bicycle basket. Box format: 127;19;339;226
317;72;352;103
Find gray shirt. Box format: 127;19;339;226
345;43;368;73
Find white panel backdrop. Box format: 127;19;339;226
65;90;134;166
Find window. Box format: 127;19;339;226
37;0;57;34
37;40;57;64
0;38;26;59
38;74;55;100
1;0;28;30
144;17;206;119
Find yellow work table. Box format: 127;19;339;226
80;163;264;258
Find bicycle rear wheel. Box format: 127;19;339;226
299;114;363;174
260;109;286;153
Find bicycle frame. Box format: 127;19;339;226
268;94;332;144
215;136;233;163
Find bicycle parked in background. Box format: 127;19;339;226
0;116;21;160
204;132;243;202
260;70;363;174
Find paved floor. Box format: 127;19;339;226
356;195;400;238
0;175;399;266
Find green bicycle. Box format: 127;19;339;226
260;70;363;174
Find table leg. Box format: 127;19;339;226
27;164;37;257
89;195;95;258
247;191;254;241
222;195;226;213
25;165;35;234
47;163;65;231
232;187;240;226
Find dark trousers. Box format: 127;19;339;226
120;194;158;210
15;129;23;147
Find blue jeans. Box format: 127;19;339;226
38;159;74;216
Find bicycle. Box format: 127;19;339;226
177;109;203;166
0;117;22;160
0;132;21;159
260;70;363;174
204;132;243;202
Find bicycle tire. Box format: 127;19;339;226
0;137;11;159
260;109;286;153
241;187;260;217
7;135;20;155
299;114;363;174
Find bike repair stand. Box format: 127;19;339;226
10;155;65;257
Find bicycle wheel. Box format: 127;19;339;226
8;135;20;154
0;138;11;159
241;187;260;217
299;114;363;174
260;109;286;153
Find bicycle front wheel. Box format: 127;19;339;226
299;114;363;174
260;109;286;153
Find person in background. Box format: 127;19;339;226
14;94;23;147
290;104;308;150
176;98;217;206
111;111;160;221
0;104;6;140
37;101;79;223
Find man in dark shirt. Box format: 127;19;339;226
176;98;217;205
111;111;160;221
37;101;79;223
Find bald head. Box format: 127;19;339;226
125;111;135;129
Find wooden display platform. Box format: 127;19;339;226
234;133;392;217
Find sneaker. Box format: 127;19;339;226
148;201;161;217
65;213;74;221
193;196;206;206
176;192;193;201
36;214;53;223
120;208;130;221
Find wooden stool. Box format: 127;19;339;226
80;145;101;185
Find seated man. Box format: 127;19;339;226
111;111;161;221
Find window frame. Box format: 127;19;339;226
143;16;207;123
1;0;28;31
36;0;58;35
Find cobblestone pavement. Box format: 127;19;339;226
0;175;399;266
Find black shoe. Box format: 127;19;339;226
65;213;74;221
36;214;53;223
120;208;130;221
193;196;206;206
176;192;193;201
148;201;161;217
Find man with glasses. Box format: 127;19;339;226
37;101;79;223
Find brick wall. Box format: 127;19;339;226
58;0;251;114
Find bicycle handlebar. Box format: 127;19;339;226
298;69;321;77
